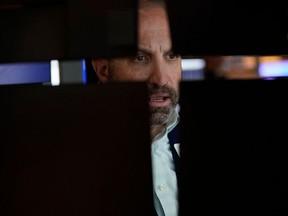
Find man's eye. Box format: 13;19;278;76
167;53;179;60
132;55;147;62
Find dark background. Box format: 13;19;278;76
1;0;287;63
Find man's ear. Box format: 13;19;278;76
91;59;109;83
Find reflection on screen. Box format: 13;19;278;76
0;62;51;85
259;60;288;78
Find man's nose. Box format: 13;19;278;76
147;61;169;86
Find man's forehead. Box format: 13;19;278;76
138;24;172;51
137;44;173;54
140;29;170;38
138;8;170;37
137;1;172;53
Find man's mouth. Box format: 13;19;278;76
149;95;171;107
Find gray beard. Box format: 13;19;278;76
150;106;175;126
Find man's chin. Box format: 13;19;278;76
150;112;169;126
149;105;176;126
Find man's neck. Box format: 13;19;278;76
151;125;165;140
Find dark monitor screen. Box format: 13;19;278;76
0;82;155;216
179;79;288;216
166;0;288;55
0;0;137;63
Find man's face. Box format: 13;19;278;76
94;4;182;126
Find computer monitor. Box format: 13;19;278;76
179;79;288;216
166;0;288;55
0;82;156;216
0;0;137;63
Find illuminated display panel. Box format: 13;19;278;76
0;62;50;85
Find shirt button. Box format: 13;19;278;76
158;184;165;191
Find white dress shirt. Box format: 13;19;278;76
151;111;180;216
